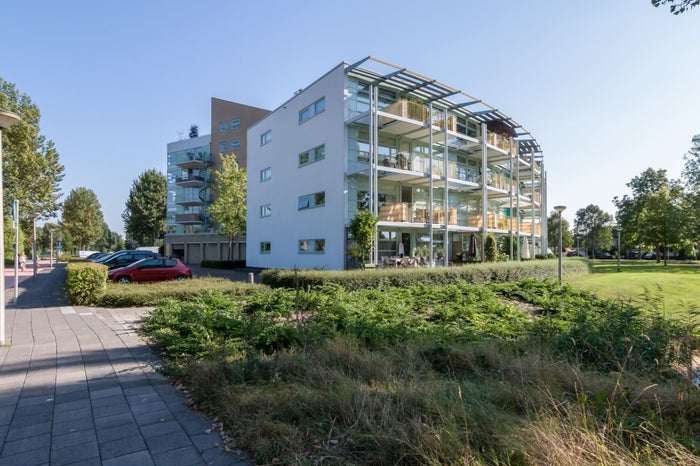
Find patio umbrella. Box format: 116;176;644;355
398;241;405;257
521;236;531;260
468;233;477;258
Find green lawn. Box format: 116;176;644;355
569;259;700;320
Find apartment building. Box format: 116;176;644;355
246;57;547;271
164;99;269;263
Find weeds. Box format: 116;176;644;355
140;279;700;465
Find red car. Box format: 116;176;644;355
108;257;192;283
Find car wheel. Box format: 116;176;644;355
117;276;131;284
175;275;187;281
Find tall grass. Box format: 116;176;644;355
140;280;700;465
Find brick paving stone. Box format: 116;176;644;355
0;264;252;466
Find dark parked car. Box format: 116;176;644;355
108;257;192;283
643;252;657;260
95;250;158;269
86;252;109;262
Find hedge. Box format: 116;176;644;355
66;262;108;305
260;259;588;291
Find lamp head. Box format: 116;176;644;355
0;109;21;130
553;205;567;213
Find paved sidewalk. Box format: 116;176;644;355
0;264;252;465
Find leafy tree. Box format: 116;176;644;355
573;204;613;257
122;169;166;247
4;217;25;261
37;222;59;252
0;77;65;237
61;187;104;251
651;0;699;14
94;222;124;252
547;210;573;254
208;154;246;259
348;210;378;266
637;183;687;264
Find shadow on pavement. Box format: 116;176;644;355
11;262;69;309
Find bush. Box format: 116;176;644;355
66;262;108;305
261;260;589;291
200;260;246;269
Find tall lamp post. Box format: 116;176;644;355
614;226;621;272
554;205;567;284
0;109;21;346
31;213;40;279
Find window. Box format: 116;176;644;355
298;239;325;254
231;139;240;151
299;97;326;124
298;191;325;210
219;141;228;153
218;121;228;132
260;167;271;181
260;242;271;253
261;130;272;146
260;204;271;217
298;144;325;167
231;118;240;130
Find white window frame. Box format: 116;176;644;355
298;238;325;254
260;241;271;253
261;130;272;146
260;167;272;181
260;204;271;217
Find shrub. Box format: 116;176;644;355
200;260;246;269
65;262;108;305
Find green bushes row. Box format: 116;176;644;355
261;259;588;291
200;260;246;269
65;262;108;305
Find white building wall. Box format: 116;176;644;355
247;63;347;270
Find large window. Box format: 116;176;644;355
218;121;228;132
260;204;271;217
231;118;240;130
299;97;325;124
298;191;325;210
260;167;271;181
261;130;272;146
260;241;271;253
231;139;240;151
299;144;325;167
298;239;325;254
219;141;228;153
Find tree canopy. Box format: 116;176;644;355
0;77;65;235
348;210;378;266
547;210;573;254
61;187;104;251
573;204;613;257
651;0;699;14
208;154;246;259
122;169;166;247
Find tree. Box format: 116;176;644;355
0;77;65;237
348;210;378;266
94;222;124;252
573;204;613;257
4;217;25;260
122;169;166;246
61;187;104;251
208;154;246;259
652;0;699;14
637;184;687;264
547;210;573;254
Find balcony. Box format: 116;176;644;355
175;213;204;224
486;132;512;152
378;202;457;225
176;175;206;187
175;151;210;169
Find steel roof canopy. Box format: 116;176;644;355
345;56;543;155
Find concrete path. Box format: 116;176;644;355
0;264;253;465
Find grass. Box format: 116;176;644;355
570;259;700;320
139;280;700;465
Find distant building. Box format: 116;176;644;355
164;99;269;263
246;57;548;270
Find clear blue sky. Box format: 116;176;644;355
2;0;698;235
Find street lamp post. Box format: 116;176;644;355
554;205;567;285
0;109;22;346
32;213;40;279
615;226;621;272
